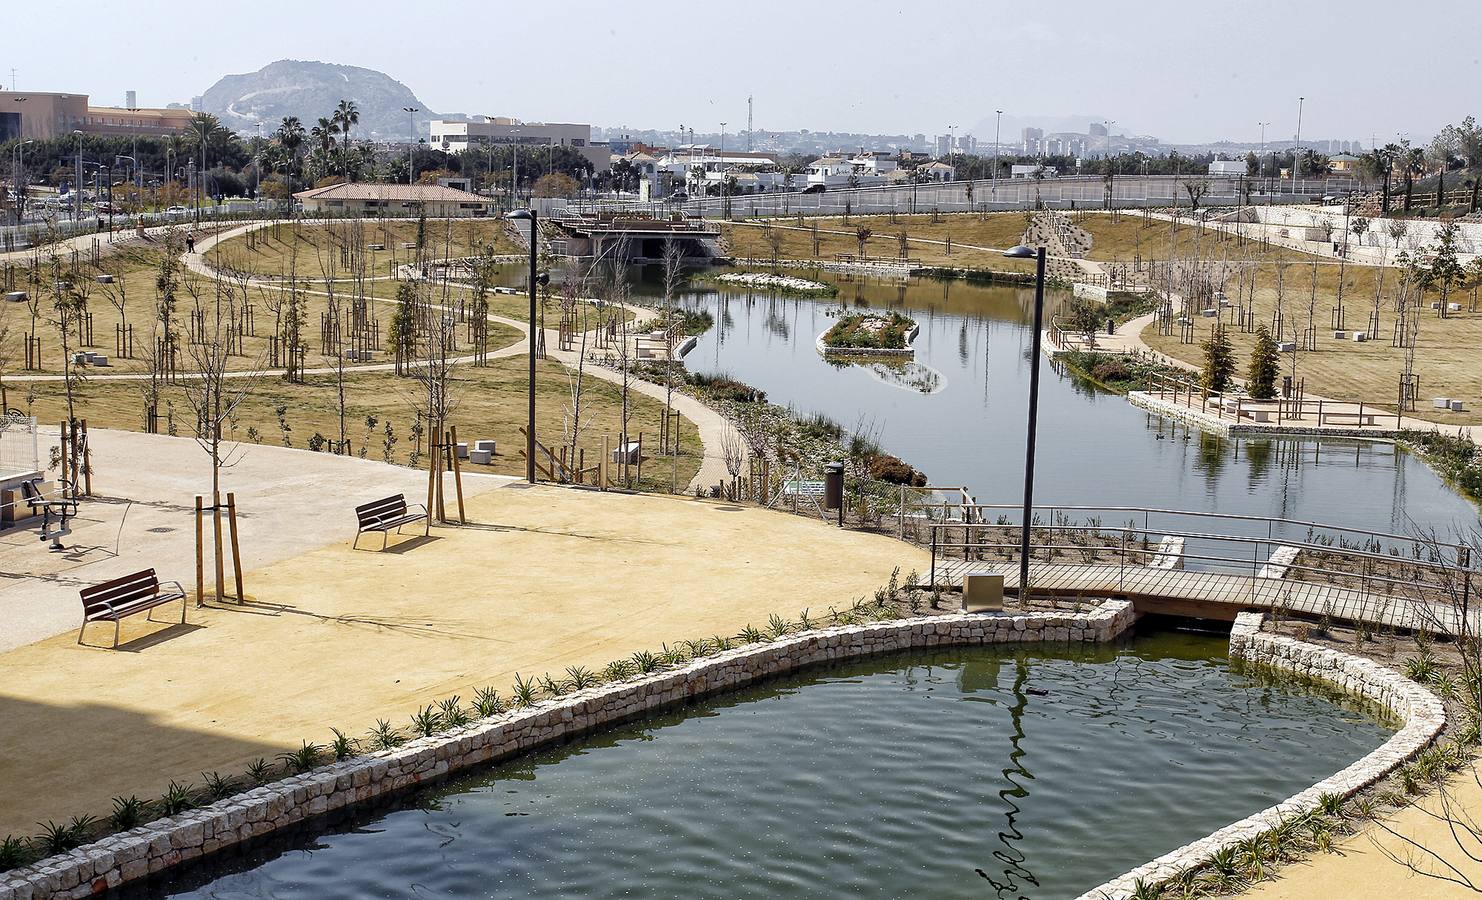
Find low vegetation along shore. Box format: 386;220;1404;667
821;311;917;352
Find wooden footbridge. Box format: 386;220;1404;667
924;505;1475;634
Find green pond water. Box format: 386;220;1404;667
125;628;1392;900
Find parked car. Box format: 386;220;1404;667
802;183;827;194
165;205;188;216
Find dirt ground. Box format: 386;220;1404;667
0;483;927;838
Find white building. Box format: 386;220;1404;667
1010;164;1058;179
429;117;609;172
917;161;956;182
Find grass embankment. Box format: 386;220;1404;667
1068;211;1482;425
720;214;1037;274
207;219;525;277
14;356;704;490
1397;430;1482;505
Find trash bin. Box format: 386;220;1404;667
823;463;843;511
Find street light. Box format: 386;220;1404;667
993;109;1003;197
505;208;550;484
402;107;419;186
1002;242;1047;604
1294;97;1305;183
73;130;85;222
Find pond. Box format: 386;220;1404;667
644;270;1479;535
126;628;1392;900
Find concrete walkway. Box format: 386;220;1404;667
0;427;513;653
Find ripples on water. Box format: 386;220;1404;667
135;630;1391;900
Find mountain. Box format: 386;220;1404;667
200;59;438;140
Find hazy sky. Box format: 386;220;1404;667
7;0;1476;144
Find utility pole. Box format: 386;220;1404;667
746;95;753;152
403;107;419;186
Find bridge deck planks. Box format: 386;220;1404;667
934;558;1450;632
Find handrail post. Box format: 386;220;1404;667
930;526;938;589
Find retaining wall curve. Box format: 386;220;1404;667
0;602;1136;899
1078;611;1446;899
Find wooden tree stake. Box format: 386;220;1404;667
227;492;245;601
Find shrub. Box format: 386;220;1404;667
1089;359;1132;383
109;795;150;831
867;453;927;486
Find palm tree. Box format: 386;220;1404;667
334;100;360;145
187;113;228;209
314;117;336;154
277;116;305;177
1402;144;1425;213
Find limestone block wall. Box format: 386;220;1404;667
0;602;1137;900
1077;611;1445;900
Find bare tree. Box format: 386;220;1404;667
178;273;268;502
659;238;686;464
1366;525;1481;889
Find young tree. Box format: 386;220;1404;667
659;238;685;463
1200;325;1235;395
388;279;418;375
1182;178;1211;213
1422;222;1466;319
854;226;873;259
1246;326;1280;399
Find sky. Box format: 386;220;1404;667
6;0;1477;145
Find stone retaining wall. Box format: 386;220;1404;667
1077;611;1446;900
0;602;1137;900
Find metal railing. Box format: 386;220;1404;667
1144;372;1406;430
924;503;1476;630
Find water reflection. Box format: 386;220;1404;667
623;269;1477;535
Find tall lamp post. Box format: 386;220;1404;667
505;208;549;484
73;130;85;222
992;109;1003;197
1002;243;1047;604
402;107;419;186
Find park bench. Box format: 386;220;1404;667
353;493;427;550
78;568;188;648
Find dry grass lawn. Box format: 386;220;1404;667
206;219;525;277
12;356;705;487
0;246;526;376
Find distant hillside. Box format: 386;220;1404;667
200;60;438;139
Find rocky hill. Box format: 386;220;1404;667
200;59;439;139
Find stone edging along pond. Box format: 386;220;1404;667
0;601;1137;899
0;602;1441;900
1077;611;1447;900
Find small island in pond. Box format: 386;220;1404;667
818;311;919;357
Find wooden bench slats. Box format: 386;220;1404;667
353;493;427;550
77;568;187;648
